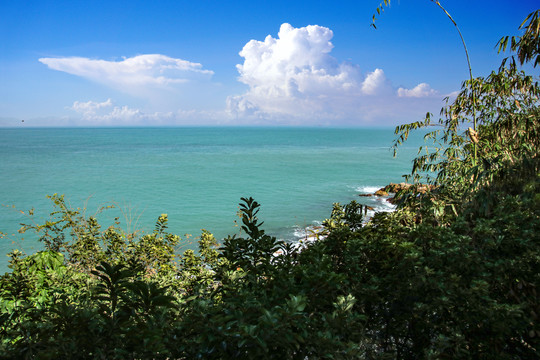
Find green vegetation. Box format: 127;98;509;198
1;10;539;360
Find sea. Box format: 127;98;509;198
0;127;425;272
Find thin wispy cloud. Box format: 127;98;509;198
39;54;214;96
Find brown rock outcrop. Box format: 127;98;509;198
382;182;412;193
379;182;436;194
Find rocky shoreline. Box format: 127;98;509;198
289;182;436;252
359;182;436;204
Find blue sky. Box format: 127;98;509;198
1;0;537;127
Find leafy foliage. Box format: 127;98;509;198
498;10;540;68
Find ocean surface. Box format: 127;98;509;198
0;127;425;272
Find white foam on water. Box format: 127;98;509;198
274;224;326;256
356;185;384;194
374;198;397;212
275;185;398;256
293;223;325;242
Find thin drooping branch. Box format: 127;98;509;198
372;0;478;160
431;1;477;160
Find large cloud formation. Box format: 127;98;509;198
227;23;440;124
40;54;214;96
39;25;444;126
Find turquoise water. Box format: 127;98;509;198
0;127;424;271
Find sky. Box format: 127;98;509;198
1;0;538;127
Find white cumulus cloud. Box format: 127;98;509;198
361;69;388;95
40;54;214;96
226;23;434;124
228;23;367;119
397;83;438;98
